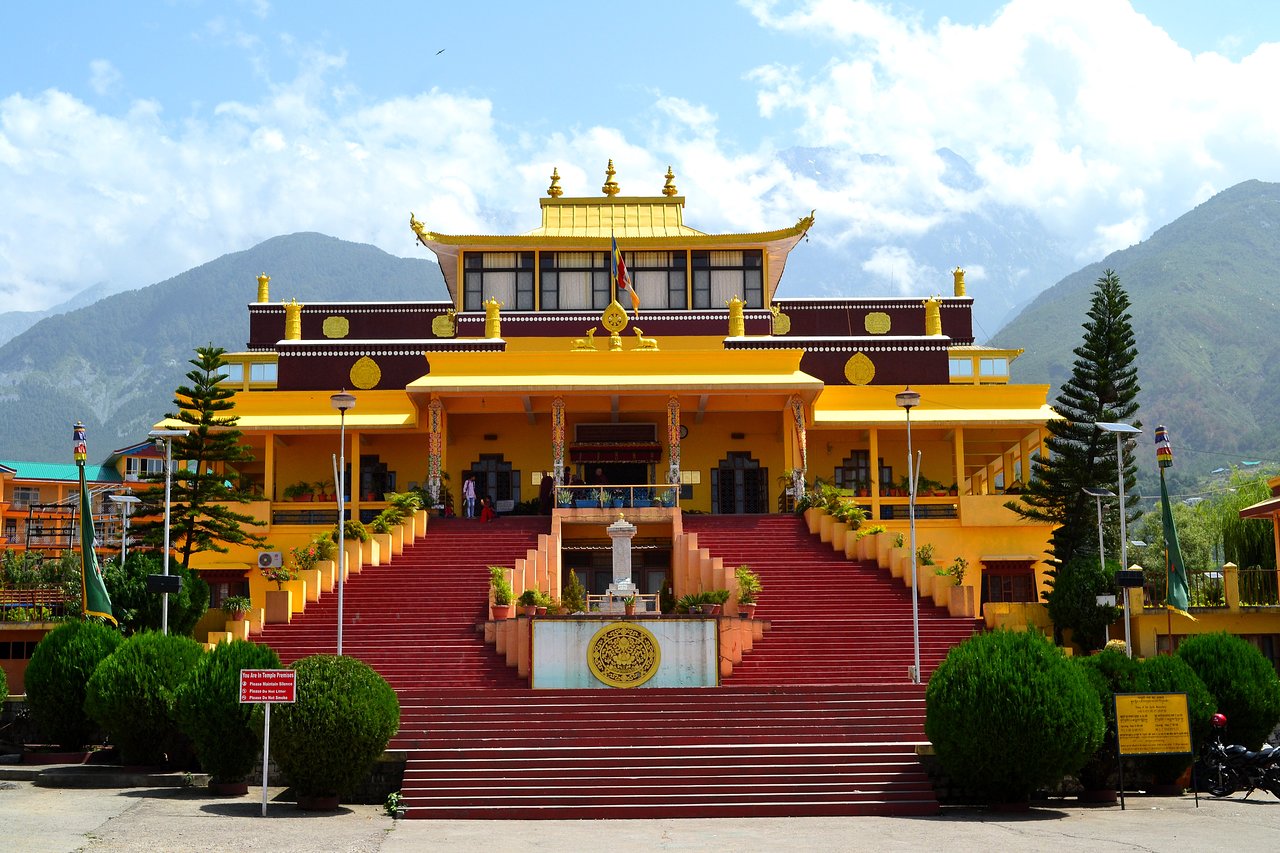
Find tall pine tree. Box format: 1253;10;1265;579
136;345;269;567
1011;270;1140;642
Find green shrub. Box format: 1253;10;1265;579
925;629;1104;803
24;621;122;748
0;664;7;700
101;552;209;637
1137;653;1215;785
309;534;336;562
489;566;513;606
1072;648;1142;791
1043;556;1120;653
332;519;370;543
84;631;204;765
173;640;281;783
272;655;400;799
562;571;587;614
1177;631;1280;748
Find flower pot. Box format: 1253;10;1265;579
209;780;249;796
699;603;721;615
535;606;547;616
227;610;248;623
739;602;757;619
492;603;514;620
624;604;636;616
521;605;537;617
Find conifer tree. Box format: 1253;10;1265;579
1011;270;1140;638
135;345;269;567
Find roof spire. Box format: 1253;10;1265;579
602;159;620;197
662;166;678;197
547;167;563;198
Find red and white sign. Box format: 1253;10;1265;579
239;669;297;704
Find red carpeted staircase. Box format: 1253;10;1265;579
255;517;546;689
683;514;981;685
257;513;978;818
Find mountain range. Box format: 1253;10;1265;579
0;233;446;463
2;180;1277;492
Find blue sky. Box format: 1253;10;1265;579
3;0;1280;314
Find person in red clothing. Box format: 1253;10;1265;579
479;495;497;522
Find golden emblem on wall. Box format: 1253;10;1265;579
587;622;661;688
431;308;457;338
770;304;791;335
844;352;875;385
601;300;629;334
350;355;381;390
865;312;891;334
322;316;350;339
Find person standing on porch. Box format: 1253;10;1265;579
463;475;477;518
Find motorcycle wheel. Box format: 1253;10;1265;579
1208;762;1240;798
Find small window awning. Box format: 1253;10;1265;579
1239;495;1280;519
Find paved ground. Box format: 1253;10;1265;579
3;780;1280;853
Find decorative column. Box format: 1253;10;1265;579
552;396;566;488
284;299;303;340
666;395;681;489
924;295;943;337
789;395;808;498
427;396;443;507
607;514;638;609
256;272;270;302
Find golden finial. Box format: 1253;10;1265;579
662;166;677;197
484;297;503;339
256;272;270;303
726;294;745;337
953;267;966;297
924;295;943;337
548;167;563;198
284;298;304;340
602;159;620;196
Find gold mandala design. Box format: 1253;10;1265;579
771;309;791;335
587;622;661;688
865;312;891;334
322;316;350;338
350;356;381;390
844;352;875;385
431;313;456;338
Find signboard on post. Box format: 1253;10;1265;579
240;668;298;816
1113;692;1193;809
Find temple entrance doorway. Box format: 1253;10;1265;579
466;453;519;506
578;462;649;487
712;451;769;514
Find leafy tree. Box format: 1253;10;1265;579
1131;500;1214;575
133;345;269;568
1009;270;1140;642
1210;467;1278;570
1044;556;1121;653
101;552;208;637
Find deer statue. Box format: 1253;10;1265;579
633;327;659;351
570;328;598;351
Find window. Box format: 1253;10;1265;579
221;363;245;383
834;452;870;490
465;251;535;311
691;250;764;309
11;486;39;507
539;252;609;311
627;251;687;310
979;357;1008;377
981;559;1038;604
125;457;164;480
249;362;277;382
949;358;974;378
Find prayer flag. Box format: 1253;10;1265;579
74;422;117;625
611;234;640;320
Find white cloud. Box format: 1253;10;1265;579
861;245;936;295
89;60;122;96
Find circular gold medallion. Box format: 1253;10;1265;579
844;352;875;385
771;310;791;335
350;356;381;390
865;312;891;334
322;316;350;338
431;313;456;338
601;300;629;333
587;622;661;688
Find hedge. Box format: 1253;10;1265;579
24;621;122;749
1177;632;1280;749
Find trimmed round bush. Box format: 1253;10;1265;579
1138;653;1215;785
273;655;399;800
1072;648;1141;791
24;621;122;748
1177;632;1280;748
925;629;1104;803
84;631;204;765
173;639;281;783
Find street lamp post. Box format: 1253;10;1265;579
1082;486;1116;575
896;386;922;684
1095;421;1141;657
149;429;190;635
107;493;141;567
331;391;356;656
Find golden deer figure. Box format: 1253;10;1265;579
632;328;659;351
571;328;598;351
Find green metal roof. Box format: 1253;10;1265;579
0;460;122;483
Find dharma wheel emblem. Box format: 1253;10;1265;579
844;352;875;385
601;300;630;334
587;622;661;688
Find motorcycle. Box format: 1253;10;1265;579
1203;713;1280;800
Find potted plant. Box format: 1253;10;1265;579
221;595;253;622
282;481;309;502
517;588;540;617
703;589;730;615
622;595;637;616
489;566;514;619
676;592;706;614
734;565;761;618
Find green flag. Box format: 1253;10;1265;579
1159;469;1191;616
74;422;116;624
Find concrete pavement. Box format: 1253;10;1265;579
2;780;1279;852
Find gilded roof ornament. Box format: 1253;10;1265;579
548;167;563;198
410;212;428;242
256;272;271;303
953;266;967;297
662;166;678;197
602;159;620;197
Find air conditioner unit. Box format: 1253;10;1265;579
258;551;283;569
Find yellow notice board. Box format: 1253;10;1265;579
1115;693;1192;756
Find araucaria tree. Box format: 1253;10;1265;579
136;345;269;568
1010;270;1140;645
